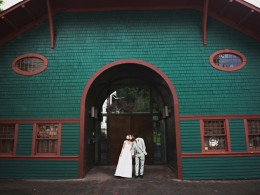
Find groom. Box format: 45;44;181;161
132;134;147;178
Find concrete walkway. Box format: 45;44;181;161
0;165;260;195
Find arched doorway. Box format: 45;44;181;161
79;60;181;179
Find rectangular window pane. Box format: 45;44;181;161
248;120;260;149
0;124;15;154
36;139;57;153
0;139;14;153
36;124;58;154
204;136;226;150
204;120;226;151
37;124;58;139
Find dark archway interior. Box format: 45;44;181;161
84;63;177;174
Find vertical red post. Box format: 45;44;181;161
46;0;55;49
203;0;209;46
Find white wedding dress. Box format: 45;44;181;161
114;141;133;178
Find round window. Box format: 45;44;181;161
12;53;48;76
209;49;246;72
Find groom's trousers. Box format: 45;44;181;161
135;154;145;176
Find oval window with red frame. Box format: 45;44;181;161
12;53;48;76
209;49;246;72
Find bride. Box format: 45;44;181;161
114;134;133;178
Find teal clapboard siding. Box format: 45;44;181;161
0;160;78;179
61;123;80;156
180;120;201;153
229;119;247;152
16;124;33;156
182;156;260;180
0;10;259;119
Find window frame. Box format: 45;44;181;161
32;123;61;156
200;119;231;153
0;123;18;156
209;49;246;72
245;119;260;152
12;53;48;76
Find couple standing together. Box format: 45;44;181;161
114;134;147;179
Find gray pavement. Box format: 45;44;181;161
0;165;260;195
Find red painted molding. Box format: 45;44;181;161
46;0;55;49
12;53;48;76
209;49;246;72
182;152;260;158
0;156;79;160
79;59;181;178
0;119;80;124
202;0;209;46
180;114;260;120
65;5;196;13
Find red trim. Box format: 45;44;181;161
57;123;61;155
180;114;260;120
244;119;250;151
200;120;205;153
182;152;260;158
46;0;55;49
209;49;246;72
65;5;196;13
13;124;18;155
79;59;181;178
226;119;231;152
0;156;78;160
202;0;209;46
0;119;80;124
12;53;48;76
32;123;36;155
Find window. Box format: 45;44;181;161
202;120;229;152
0;124;17;155
12;53;48;76
209;49;246;72
246;120;260;150
33;123;61;156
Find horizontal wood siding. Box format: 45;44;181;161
16;124;33;156
0;10;259;119
0;160;78;179
229;119;247;152
61;123;80;156
182;156;260;180
180;120;201;153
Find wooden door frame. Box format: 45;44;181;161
79;59;181;179
107;113;153;165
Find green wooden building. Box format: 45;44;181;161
0;0;260;180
